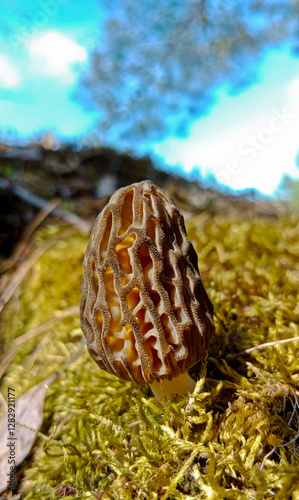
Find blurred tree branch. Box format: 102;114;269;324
78;0;298;146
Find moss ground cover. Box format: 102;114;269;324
1;213;299;499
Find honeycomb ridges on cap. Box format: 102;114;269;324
80;180;214;385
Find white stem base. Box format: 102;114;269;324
150;372;196;400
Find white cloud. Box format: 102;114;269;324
286;78;299;100
28;32;87;83
154;74;299;196
0;55;20;88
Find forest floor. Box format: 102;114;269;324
0;144;298;499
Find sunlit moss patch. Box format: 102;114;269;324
1;214;299;499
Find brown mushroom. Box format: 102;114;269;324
80;180;214;399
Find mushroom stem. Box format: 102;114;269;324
150;372;196;400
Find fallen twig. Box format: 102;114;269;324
0;178;92;233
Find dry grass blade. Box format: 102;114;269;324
0;228;77;315
261;431;299;470
0;199;60;274
230;336;299;359
0;305;79;380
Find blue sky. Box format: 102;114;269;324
0;0;101;138
0;1;299;196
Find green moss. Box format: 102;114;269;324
1;214;299;499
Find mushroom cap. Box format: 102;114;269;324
80;180;214;385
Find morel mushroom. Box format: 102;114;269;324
80;180;214;399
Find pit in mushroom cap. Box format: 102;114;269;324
80;180;214;397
